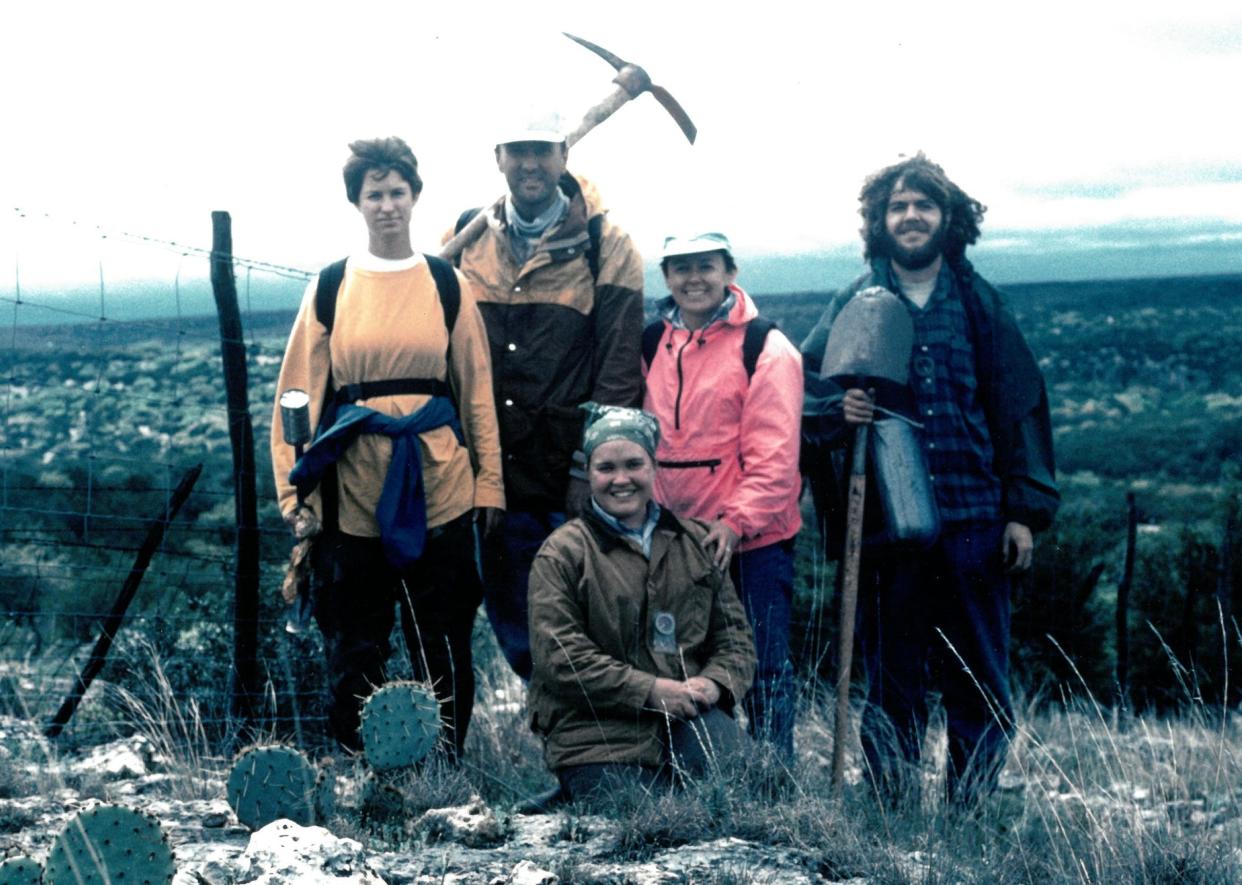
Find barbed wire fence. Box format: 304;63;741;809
0;208;339;752
0;206;842;759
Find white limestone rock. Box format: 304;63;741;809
501;859;557;884
69;734;162;779
236;819;386;884
412;796;507;848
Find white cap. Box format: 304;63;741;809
661;231;734;260
496;109;567;147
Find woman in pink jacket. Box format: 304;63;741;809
642;232;804;759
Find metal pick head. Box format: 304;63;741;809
821;286;914;386
562;31;697;144
563;32;628;70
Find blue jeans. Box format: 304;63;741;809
481;510;566;681
857;521;1014;804
557;707;747;805
730;540;796;758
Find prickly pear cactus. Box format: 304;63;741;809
226;744;317;830
0;856;43;885
43;804;174;885
360;681;441;771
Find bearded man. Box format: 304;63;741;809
801;154;1058;805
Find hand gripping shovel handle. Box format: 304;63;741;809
832;423;868;793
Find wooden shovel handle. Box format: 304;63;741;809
832;424;868;793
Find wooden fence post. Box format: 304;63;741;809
210;211;260;734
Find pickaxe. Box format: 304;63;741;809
440;32;696;261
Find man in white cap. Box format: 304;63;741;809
449;111;645;681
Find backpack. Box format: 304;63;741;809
641;316;777;381
453;207;604;280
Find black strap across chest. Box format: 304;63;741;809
313;254;461;403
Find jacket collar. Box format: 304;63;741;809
487;173;600;265
655;283;758;334
581;502;686;553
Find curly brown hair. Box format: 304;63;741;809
858;153;986;264
342;137;423;205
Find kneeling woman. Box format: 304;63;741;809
527;405;756;803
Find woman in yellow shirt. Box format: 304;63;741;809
271;137;504;759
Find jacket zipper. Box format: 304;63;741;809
673;331;695;430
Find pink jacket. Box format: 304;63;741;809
642;285;803;552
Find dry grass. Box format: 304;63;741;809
98;639;223;800
5;616;1242;882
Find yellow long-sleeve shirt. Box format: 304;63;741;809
271;252;504;536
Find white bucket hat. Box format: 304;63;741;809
660;231;734;260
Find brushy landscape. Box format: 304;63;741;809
0;271;1240;882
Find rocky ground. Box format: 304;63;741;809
0;722;828;884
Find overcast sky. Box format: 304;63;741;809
4;0;1242;298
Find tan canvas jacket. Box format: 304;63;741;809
527;507;756;771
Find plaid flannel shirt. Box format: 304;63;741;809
881;262;1003;527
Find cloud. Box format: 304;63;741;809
2;0;1241;284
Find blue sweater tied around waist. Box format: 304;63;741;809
289;396;462;569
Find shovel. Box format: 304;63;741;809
820;287;913;793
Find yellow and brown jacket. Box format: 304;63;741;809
450;174;644;511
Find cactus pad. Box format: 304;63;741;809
43;804;174;885
226;745;317;830
0;857;43;885
360;681;441;771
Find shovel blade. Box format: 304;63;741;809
821;286;913;386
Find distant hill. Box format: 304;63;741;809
4;272;1239;353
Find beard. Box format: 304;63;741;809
883;220;947;271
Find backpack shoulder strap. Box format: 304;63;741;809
586;213;604;281
424;254;460;334
641;319;665;368
314;258;348;333
310;258;347;533
741;317;777;381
